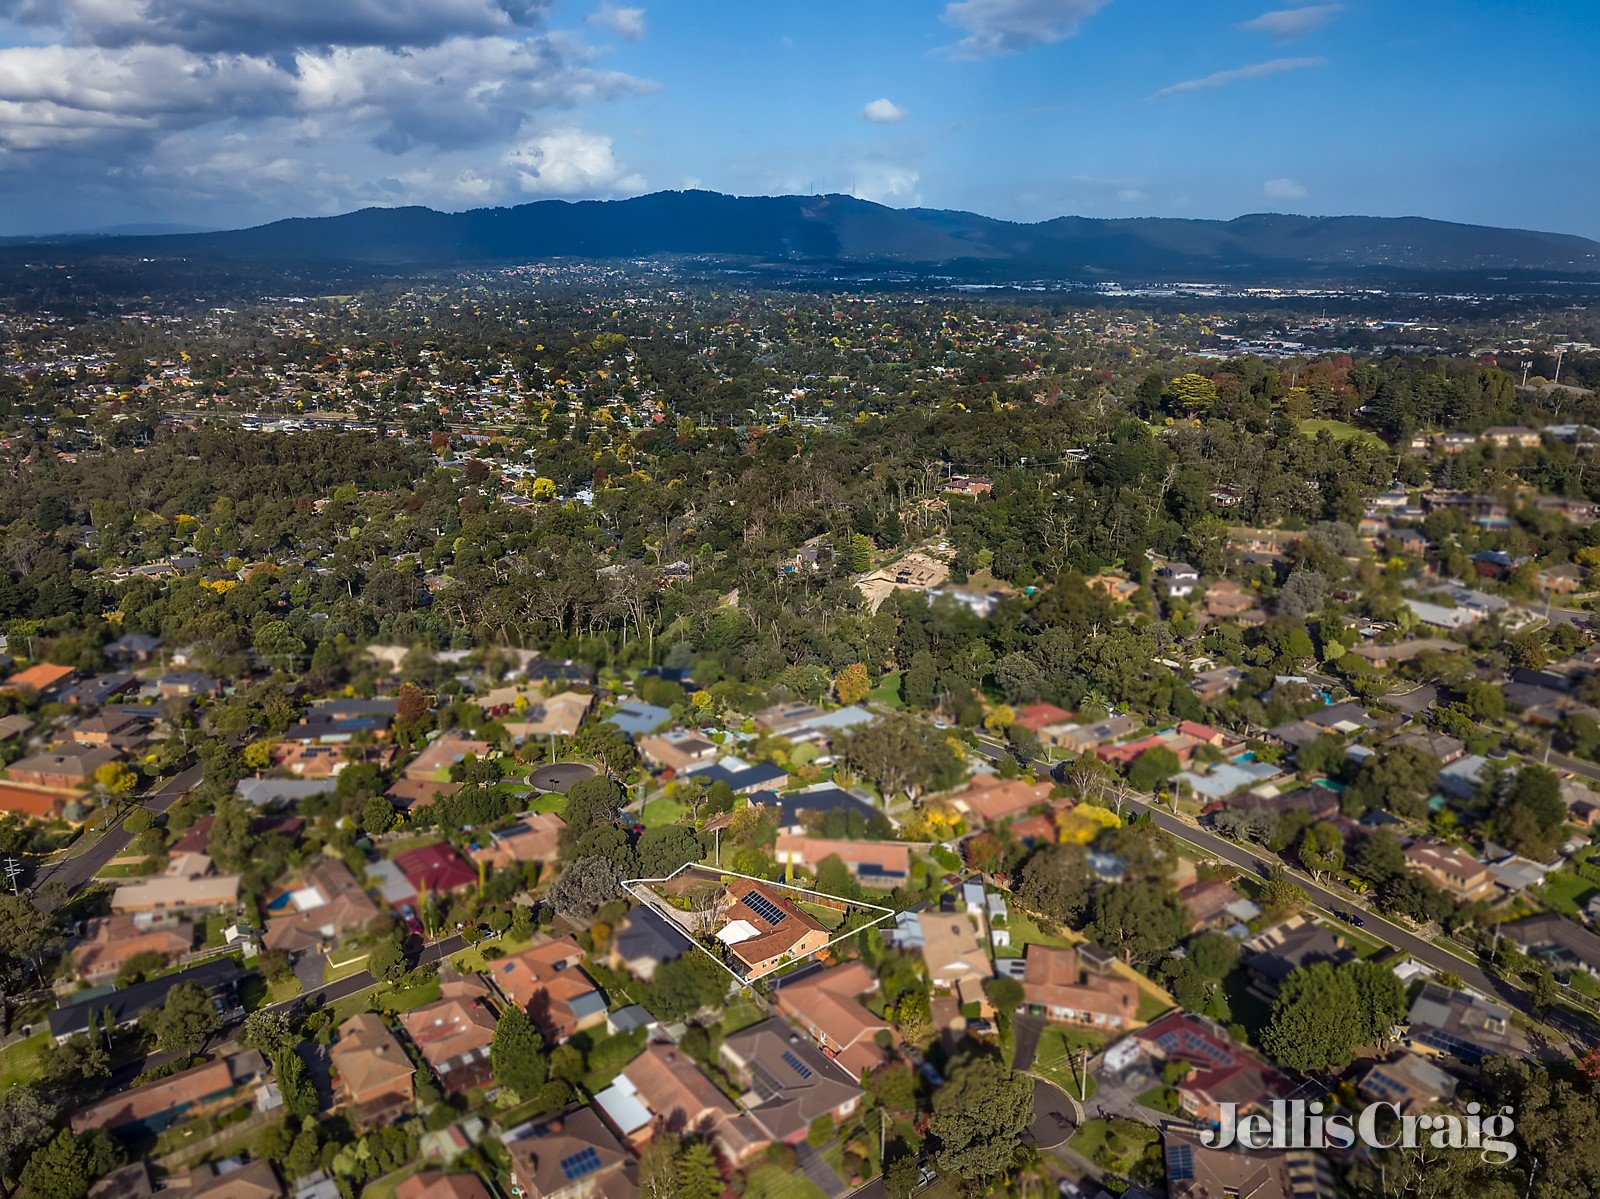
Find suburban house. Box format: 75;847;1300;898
469;812;567;871
398;969;500;1096
1133;1013;1286;1124
404;735;492;781
0;781;76;821
111;854;242;916
330;1012;415;1128
1243;917;1353;997
6;745;121;789
1017;945;1140;1031
492;938;608;1043
72;913;195;983
3;662;77;698
261;856;379;957
164;1160;283;1199
945;773;1053;824
503;1106;633;1199
1178;880;1256;933
393;842;478;902
1403;842;1496;902
719;1017;863;1143
772;834;909;889
1358;1052;1459;1114
1161;1123;1333;1199
71;1050;267;1137
608;905;688;982
1405;982;1530;1064
716;881;830;978
48;959;244;1043
915;910;992;1010
593;1039;768;1164
394;1173;492;1199
69;711;151;750
1502;913;1600;978
772;963;893;1077
501;691;595;741
635;731;720;776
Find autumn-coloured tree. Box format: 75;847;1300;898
395;682;430;728
834;662;870;705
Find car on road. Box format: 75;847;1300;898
1333;909;1366;927
917;1166;938;1191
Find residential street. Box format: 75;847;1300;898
30;764;204;901
972;738;1598;1049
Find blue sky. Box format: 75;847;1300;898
0;0;1596;236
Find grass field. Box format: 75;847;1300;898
868;671;905;710
1300;419;1385;447
798;901;847;930
1071;1118;1158;1176
531;792;568;817
0;1031;50;1089
640;797;686;828
743;1165;827;1199
1028;1026;1103;1101
1538;871;1596;918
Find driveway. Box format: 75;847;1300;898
1011;1014;1046;1071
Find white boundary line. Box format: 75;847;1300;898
620;861;899;987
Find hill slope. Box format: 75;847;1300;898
74;191;1600;280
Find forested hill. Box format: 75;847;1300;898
48;191;1600;281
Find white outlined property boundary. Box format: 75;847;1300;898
620;862;899;987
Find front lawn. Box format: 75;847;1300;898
742;1165;826;1199
1071;1117;1159;1178
0;1031;50;1089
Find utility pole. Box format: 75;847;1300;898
2;856;23;895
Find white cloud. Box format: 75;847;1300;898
850;164;920;205
1263;177;1308;200
0;36;651;157
504;127;643;195
861;97;907;124
1116;187;1147;203
0;0;550;52
1242;4;1342;38
586;4;644;40
1151;56;1323;99
939;0;1110;58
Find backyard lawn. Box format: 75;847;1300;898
1538;871;1595;918
1300;418;1385;447
640;797;686;828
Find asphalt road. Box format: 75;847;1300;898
972;739;1598;1050
269;932;470;1014
31;764;205;900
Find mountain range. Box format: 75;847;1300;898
34;191;1600;282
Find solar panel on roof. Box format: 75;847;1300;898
1168;1145;1194;1181
743;889;787;926
782;1050;814;1080
559;1147;602;1181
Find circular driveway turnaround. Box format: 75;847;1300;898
527;762;595;793
1025;1077;1078;1150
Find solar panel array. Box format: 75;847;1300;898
1167;1144;1195;1182
559;1148;602;1181
782;1050;814;1080
743;889;787;926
